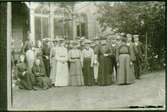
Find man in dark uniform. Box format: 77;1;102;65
109;34;118;81
133;34;144;79
42;38;51;77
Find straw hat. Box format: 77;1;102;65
120;32;126;36
84;39;92;44
133;34;139;38
126;34;132;38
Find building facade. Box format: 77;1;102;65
12;2;101;49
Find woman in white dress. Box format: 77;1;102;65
25;46;35;72
49;40;58;85
54;39;69;86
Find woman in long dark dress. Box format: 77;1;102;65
16;54;36;90
116;37;135;85
32;59;52;90
97;39;113;86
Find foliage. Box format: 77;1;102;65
96;2;165;71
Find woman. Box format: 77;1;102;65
25;46;35;72
32;59;52;90
82;39;95;86
49;39;58;85
116;37;135;85
34;40;45;69
16;54;36;90
68;41;84;86
54;39;69;86
97;38;113;86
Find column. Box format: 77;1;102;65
72;13;76;40
50;3;54;40
30;6;35;43
7;2;12;109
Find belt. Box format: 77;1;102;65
119;53;129;54
71;57;80;59
84;57;91;59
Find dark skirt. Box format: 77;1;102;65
18;72;35;90
82;58;95;86
43;57;50;77
117;54;135;84
69;59;84;86
98;56;113;85
35;76;52;89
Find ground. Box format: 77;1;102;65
11;71;165;111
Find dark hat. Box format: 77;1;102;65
93;38;100;41
71;41;79;46
121;37;127;42
90;43;96;47
101;39;107;45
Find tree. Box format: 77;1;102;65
96;2;165;71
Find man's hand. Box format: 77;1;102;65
45;56;48;59
17;78;21;82
91;64;93;67
117;63;119;67
22;71;26;76
104;54;108;56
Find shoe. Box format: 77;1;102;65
32;87;38;91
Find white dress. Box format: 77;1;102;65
49;46;57;84
93;54;99;81
54;46;69;86
26;49;35;71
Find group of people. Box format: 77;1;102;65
12;32;144;90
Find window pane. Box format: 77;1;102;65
35;17;41;41
42;17;49;39
54;18;63;38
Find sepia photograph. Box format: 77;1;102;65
1;1;166;111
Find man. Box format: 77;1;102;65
42;39;51;77
133;34;144;79
110;34;118;81
81;39;95;86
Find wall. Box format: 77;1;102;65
0;2;7;110
12;3;29;51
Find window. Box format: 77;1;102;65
35;16;49;41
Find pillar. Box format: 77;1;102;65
72;13;76;40
50;3;54;40
30;5;35;43
7;2;12;109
